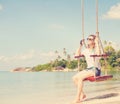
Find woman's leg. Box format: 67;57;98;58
80;90;86;100
72;75;78;87
72;75;86;101
72;70;94;103
75;79;83;103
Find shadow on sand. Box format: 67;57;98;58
91;87;118;93
84;93;119;102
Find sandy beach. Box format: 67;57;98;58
74;85;120;104
81;93;120;104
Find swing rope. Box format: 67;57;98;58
96;0;99;33
95;0;108;75
81;0;84;39
77;0;85;72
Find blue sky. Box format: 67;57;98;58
0;0;120;70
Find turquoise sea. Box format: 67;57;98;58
0;71;120;104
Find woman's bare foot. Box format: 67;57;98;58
80;94;86;101
72;98;81;103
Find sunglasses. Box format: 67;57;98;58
87;38;94;41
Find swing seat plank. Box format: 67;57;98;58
84;75;113;82
90;54;109;57
74;54;108;58
74;55;84;58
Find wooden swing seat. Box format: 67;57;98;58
75;54;108;58
84;75;113;82
74;55;84;58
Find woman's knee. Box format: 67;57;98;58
77;76;84;82
72;75;78;82
72;75;83;82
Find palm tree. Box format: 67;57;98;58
54;50;59;68
108;41;112;53
55;50;58;54
57;55;61;60
67;54;71;64
104;40;107;46
63;48;67;59
66;54;71;71
50;60;53;66
108;41;112;46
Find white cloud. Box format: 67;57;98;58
48;24;65;30
0;50;35;62
0;50;56;63
0;50;57;70
103;3;120;19
0;4;3;11
0;56;7;61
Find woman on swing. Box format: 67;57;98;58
72;34;101;103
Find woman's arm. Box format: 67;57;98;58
75;40;85;56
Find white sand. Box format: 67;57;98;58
81;89;120;104
69;86;120;104
82;93;120;104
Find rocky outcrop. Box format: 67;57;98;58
11;67;32;72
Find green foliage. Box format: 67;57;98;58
34;63;52;71
67;60;77;69
104;46;115;55
52;59;67;68
33;44;120;71
116;50;120;58
79;58;87;70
